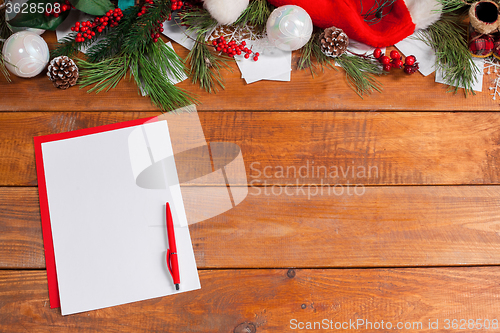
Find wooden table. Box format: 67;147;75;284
2;32;500;332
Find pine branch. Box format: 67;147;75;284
52;6;138;59
297;30;316;73
78;2;195;112
51;33;80;58
234;0;273;32
335;54;383;98
414;13;478;96
297;30;336;77
86;6;140;62
186;32;230;93
150;38;188;82
1;48;11;83
121;0;171;54
78;55;130;93
51;28;110;59
178;5;217;35
79;40;195;112
131;43;196;112
436;0;472;12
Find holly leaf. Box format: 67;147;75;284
8;0;70;31
68;0;114;16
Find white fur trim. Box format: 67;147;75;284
403;0;443;31
203;0;249;25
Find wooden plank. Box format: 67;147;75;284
0;111;159;186
2;112;500;186
1;267;500;332
0;188;44;269
3;186;500;269
0;32;498;112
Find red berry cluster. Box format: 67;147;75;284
373;48;418;75
44;0;73;17
70;8;123;43
167;0;194;21
150;20;165;43
171;0;184;11
212;36;259;61
403;55;419;74
137;0;154;17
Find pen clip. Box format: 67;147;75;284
166;249;174;277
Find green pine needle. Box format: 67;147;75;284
79;40;195;112
78;55;130;93
86;6;140;63
234;0;273;31
414;13;478;96
297;31;336;77
297;31;317;74
436;0;471;12
186;32;230;93
122;0;171;54
179;6;217;35
0;50;11;83
51;26;113;59
51;33;81;58
131;46;196;112
335;54;384;98
298;30;379;97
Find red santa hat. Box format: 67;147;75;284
266;0;443;47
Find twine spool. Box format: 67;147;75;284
469;0;499;34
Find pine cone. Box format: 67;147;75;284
319;26;349;58
47;56;79;90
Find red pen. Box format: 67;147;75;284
166;202;180;290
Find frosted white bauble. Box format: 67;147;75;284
266;5;313;51
2;31;50;78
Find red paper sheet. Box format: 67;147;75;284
34;116;157;308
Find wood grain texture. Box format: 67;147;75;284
0;32;498;112
2;112;500;186
1;268;500;332
0;188;43;269
3;186;500;269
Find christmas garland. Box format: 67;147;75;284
50;1;196;111
0;0;487;109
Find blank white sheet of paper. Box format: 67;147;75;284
41;120;200;315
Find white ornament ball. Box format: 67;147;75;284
203;0;249;25
2;31;50;78
266;5;313;51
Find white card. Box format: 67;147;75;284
235;39;291;84
42;121;200;315
263;70;291;82
395;33;436;76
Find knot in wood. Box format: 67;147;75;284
234;322;257;333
